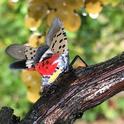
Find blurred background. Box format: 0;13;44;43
0;0;124;123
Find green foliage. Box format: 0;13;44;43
0;0;124;121
0;0;30;116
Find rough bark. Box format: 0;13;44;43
0;107;20;124
1;52;124;124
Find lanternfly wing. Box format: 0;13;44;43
24;46;37;68
10;60;27;69
46;18;68;54
5;44;38;69
33;45;49;64
24;46;37;60
70;55;87;69
6;44;26;60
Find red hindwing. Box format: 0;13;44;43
35;54;59;75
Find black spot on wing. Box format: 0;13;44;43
59;39;63;43
46;60;49;64
63;32;66;36
52;43;55;48
62;28;64;30
42;61;45;66
64;38;67;40
52;40;57;48
56;67;59;69
57;33;61;37
59;46;62;49
62;44;65;48
30;48;32;50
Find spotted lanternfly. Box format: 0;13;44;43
6;18;87;87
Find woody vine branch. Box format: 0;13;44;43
20;52;124;124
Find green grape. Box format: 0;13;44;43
66;0;83;10
28;33;45;47
25;15;41;31
28;1;48;19
21;70;41;103
85;0;102;14
47;11;58;26
59;11;81;32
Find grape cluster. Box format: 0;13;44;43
21;33;44;103
21;70;41;103
25;0;120;32
85;0;102;14
28;32;45;47
26;0;83;32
